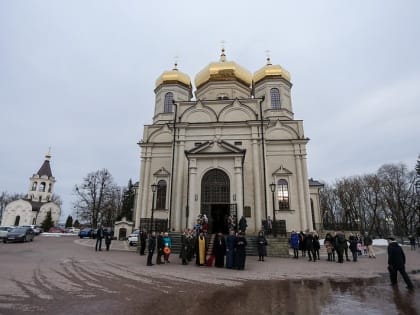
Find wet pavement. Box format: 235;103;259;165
0;235;419;314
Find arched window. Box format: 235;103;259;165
277;179;289;209
39;182;46;192
156;180;167;210
270;88;281;109
32;182;37;191
164;92;174;113
201;169;230;203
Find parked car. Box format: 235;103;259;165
49;227;65;233
65;227;80;234
3;227;35;243
0;226;15;239
127;230;139;246
22;225;42;235
78;228;93;238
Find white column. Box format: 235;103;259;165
187;159;197;229
234;157;243;220
295;152;307;230
141;156;152;229
135;157;146;229
174;140;185;231
252;139;262;232
301;154;312;230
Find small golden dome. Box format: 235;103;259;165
253;57;291;84
194;49;252;89
155;63;191;89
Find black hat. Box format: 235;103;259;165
387;236;396;241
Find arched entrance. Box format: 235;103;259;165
201;169;231;234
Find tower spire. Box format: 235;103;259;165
265;49;272;66
173;55;179;71
220;40;226;62
45;147;51;161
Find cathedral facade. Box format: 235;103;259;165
1;152;61;227
135;50;323;234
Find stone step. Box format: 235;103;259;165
168;233;290;257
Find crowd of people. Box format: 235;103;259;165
94;219;415;291
139;214;265;270
289;230;378;263
142;227;258;270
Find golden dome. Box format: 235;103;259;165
155;63;191;89
194;49;252;89
253;57;291;84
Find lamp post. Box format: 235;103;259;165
269;182;277;237
385;216;392;236
150;183;158;232
355;218;360;233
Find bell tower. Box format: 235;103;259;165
28;149;56;203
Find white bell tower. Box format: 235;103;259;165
28;149;56;203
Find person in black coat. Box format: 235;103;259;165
305;231;316;262
104;229;113;251
156;232;164;264
387;237;414;290
180;229;189;265
213;233;226;267
95;225;104;251
257;230;267;261
238;216;248;234
335;231;346;263
313;231;320;260
147;232;156;266
348;233;358;262
234;232;247;270
299;231;306;257
139;230;147;255
225;230;236;269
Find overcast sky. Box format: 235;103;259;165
1;1;419;221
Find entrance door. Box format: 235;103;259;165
210;204;230;234
201;169;230;234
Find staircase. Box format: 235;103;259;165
266;236;290;258
169;232;290;258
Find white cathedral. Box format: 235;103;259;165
1;152;61;227
134;49;323;235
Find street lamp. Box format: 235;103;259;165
385;216;392;236
269;182;277;237
150;183;158;232
355;218;360;232
415;180;420;195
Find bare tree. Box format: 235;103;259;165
320;162;419;237
319;183;339;228
0;192;25;221
73;169;120;228
378;163;417;237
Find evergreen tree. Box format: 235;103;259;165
41;210;54;232
65;215;73;228
120;179;135;221
74;219;80;228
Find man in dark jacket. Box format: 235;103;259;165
139;229;147;255
335;231;346;263
95;225;104;251
305;230;316;262
387;237;414;290
156;232;164;264
147;232;156;266
238;216;248;234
